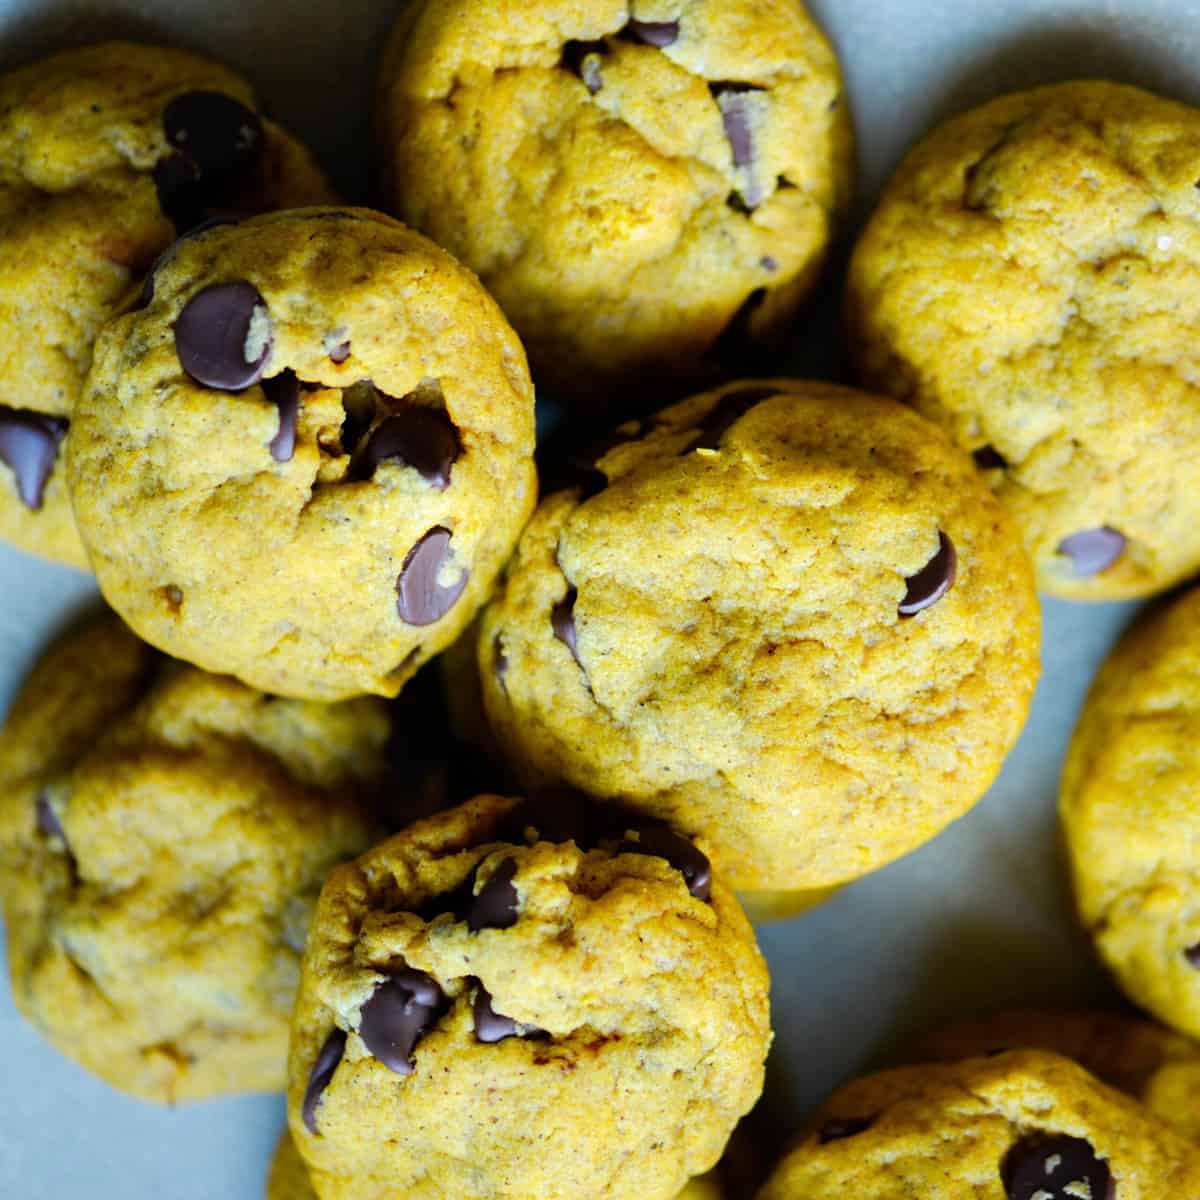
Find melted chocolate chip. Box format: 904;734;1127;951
35;793;66;841
551;587;581;665
163;91;263;179
1057;527;1126;578
353;405;460;489
358;966;446;1075
468;858;519;932
0;408;68;510
899;531;957;617
711;85;759;166
619;823;712;900
396;527;469;626
175;281;272;390
473;985;520;1043
1184;943;1200;968
686;386;777;453
818;1116;875;1144
1003;1134;1112;1200
972;445;1007;470
263;371;300;462
562;40;607;93
153;154;206;233
624;18;680;46
302;1028;346;1134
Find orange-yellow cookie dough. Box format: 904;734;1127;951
478;380;1040;891
378;0;851;399
847;80;1200;599
0;613;386;1102
0;40;335;568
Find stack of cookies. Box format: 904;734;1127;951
4;2;1200;1197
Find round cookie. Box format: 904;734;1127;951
756;1050;1200;1199
378;0;851;399
477;379;1040;891
0;613;387;1102
846;80;1200;600
287;794;770;1200
912;1008;1200;1144
69;207;537;700
1061;584;1200;1041
0;41;336;568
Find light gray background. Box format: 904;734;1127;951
0;0;1184;1194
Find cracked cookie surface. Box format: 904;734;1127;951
847;80;1200;599
69;207;537;700
756;1050;1200;1199
1062;584;1200;1041
0;41;335;568
0;613;386;1101
286;794;770;1200
378;0;850;400
477;380;1039;891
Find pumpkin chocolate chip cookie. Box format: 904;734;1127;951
847;80;1200;599
378;0;851;400
286;794;770;1200
0;613;386;1102
477;379;1040;892
0;40;335;568
69;208;537;700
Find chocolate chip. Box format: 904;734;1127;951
712;85;758;166
163;91;263;180
1003;1134;1112;1200
619;823;712;901
562;40;607;93
175;281;272;390
353;406;460;489
686;386;777;453
329;339;351;364
358;966;445;1075
973;445;1007;470
263;371;300;462
138;217;239;307
35;793;66;841
899;531;957;617
302;1028;346;1134
1057;527;1126;578
1184;943;1200;968
818;1116;875;1144
624;18;680;46
0;408;68;510
551;587;581;665
396;527;469;626
468;858;519;932
153;153;206;233
709;287;767;364
761;255;778;272
473;985;520;1043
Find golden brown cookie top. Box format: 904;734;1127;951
379;0;850;396
70;207;537;700
288;794;770;1200
480;379;1040;890
848;79;1200;599
757;1051;1200;1199
0;613;386;1101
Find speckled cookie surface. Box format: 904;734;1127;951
378;0;850;399
0;40;335;568
287;794;770;1200
1061;584;1200;1042
0;613;386;1102
69;207;537;700
477;380;1040;891
756;1050;1200;1199
913;1008;1200;1144
847;80;1200;600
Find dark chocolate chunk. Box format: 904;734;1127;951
358;966;446;1075
152;153;207;233
1184;943;1200;968
898;531;957;617
686;386;777;453
35;793;66;841
619;823;712;901
1003;1133;1112;1200
302;1028;346;1134
163;91;263;180
353;406;460;489
174;281;271;390
467;857;519;932
551;587;581;665
263;371;300;462
473;985;520;1043
1057;527;1126;578
0;408;68;510
973;445;1007;470
818;1116;875;1144
624;18;680;46
562;40;607;93
714;87;756;166
396;527;469;626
